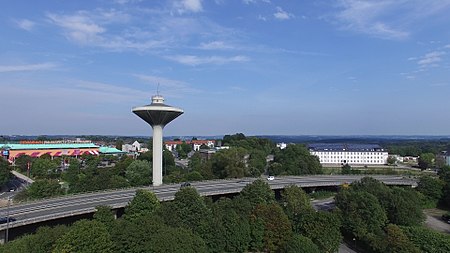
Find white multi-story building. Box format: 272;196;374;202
308;143;388;165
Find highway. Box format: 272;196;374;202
0;175;416;230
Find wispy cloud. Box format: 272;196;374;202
332;0;450;40
166;55;250;66
199;41;235;50
47;10;168;51
274;7;294;20
333;0;408;39
134;74;201;96
47;13;105;45
243;0;271;4
173;0;203;14
417;51;445;67
0;62;57;73
15;19;35;31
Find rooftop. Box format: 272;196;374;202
0;143;98;150
308;143;385;152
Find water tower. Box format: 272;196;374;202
132;95;183;186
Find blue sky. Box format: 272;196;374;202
1;0;450;136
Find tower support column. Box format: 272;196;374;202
152;125;163;186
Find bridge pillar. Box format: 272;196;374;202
0;230;6;244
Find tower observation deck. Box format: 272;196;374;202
132;95;183;186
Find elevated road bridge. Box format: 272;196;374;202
0;175;416;240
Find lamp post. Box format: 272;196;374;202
6;197;11;243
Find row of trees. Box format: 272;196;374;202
2;179;342;253
3;176;449;252
336;177;450;252
186;134;323;181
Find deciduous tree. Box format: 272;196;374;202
53;220;113;253
125;189;160;220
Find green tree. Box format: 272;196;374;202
439;165;450;207
110;215;207;253
0;225;68;253
252;203;292;252
184;171;203;181
0;158;11;186
115;139;124;151
400;226;450;253
14;154;33;173
163;150;175;167
146;225;207;253
384;224;420;253
113;156;134;176
53;220;113;253
341;163;352;174
62;158;80;185
417;175;444;204
125;160;151;186
209;198;251;253
271;144;322;175
335;190;387;241
171;187;212;232
386;187;425;226
281;185;313;220
31;158;58;179
285;235;320;253
387;156;397;165
294;210;342;253
125;189;160;220
137;151;152;162
418;153;435;170
188;152;202;171
94;205;116;230
239;179;275;210
22;179;64;200
210;147;248;178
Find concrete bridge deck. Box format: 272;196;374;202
0;175;416;231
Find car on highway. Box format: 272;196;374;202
180;182;191;188
0;217;16;224
442;213;450;224
267;176;275;181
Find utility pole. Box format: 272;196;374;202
6;197;11;243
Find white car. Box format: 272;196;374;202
267;176;275;181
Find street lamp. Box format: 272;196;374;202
6;197;11;243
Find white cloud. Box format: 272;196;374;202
0;62;57;73
257;15;267;21
334;0;408;39
274;7;293;20
333;0;450;40
15;19;35;31
174;0;203;14
417;51;445;67
445;44;450;49
166;55;249;66
47;13;105;44
199;41;234;50
47;11;166;51
243;0;271;4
